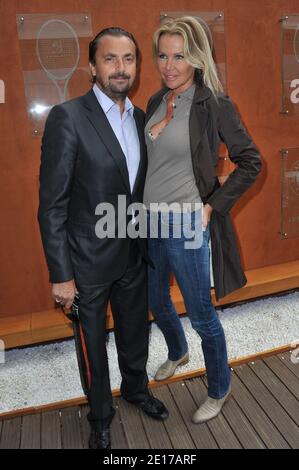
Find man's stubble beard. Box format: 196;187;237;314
96;75;132;102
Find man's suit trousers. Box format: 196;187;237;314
76;247;149;431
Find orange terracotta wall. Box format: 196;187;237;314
0;0;299;317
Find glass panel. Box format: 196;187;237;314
16;13;93;137
160;11;226;89
281;14;299;116
281;148;299;239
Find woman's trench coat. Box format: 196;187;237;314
145;83;262;301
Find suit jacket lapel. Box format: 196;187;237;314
132;108;146;195
82;90;131;194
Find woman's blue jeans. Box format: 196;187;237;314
147;210;231;399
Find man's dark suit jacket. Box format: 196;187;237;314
38;89;148;285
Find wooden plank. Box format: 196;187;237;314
249;360;299;426
153;386;195;449
41;410;61;449
20;414;41;449
221;394;265;449
206;410;242;450
187;377;242;449
235;364;299;448
139;394;172;449
244;261;299;284
139;412;171;450
197;372;265;449
168;381;218;449
0;313;31;336
60;407;83;449
111;398;129;449
277;352;299;378
78;405;89;449
31;309;73;343
0;396;88;421
118;399;150;449
0;417;21;449
0;314;32;348
263;356;299;400
230;371;290;448
1;345;297;424
0;346;295;423
212;260;299;307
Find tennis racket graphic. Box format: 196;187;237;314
293;24;299;64
36;19;80;103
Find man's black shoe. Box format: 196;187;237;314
88;428;111;449
129;396;169;421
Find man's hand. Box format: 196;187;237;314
52;279;78;309
202;203;213;230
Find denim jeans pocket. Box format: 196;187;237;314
165;210;203;245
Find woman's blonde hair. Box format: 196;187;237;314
152;16;223;97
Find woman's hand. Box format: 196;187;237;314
202;203;213;230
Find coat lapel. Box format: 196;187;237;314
145;88;168;125
189;104;209;157
189;84;212;156
82;90;131;194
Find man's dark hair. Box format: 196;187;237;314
89;27;139;66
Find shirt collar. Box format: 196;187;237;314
93;84;134;116
180;83;196;99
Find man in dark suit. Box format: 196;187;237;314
38;27;168;450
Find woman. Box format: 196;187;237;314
143;16;261;424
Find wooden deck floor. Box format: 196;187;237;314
0;352;298;449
